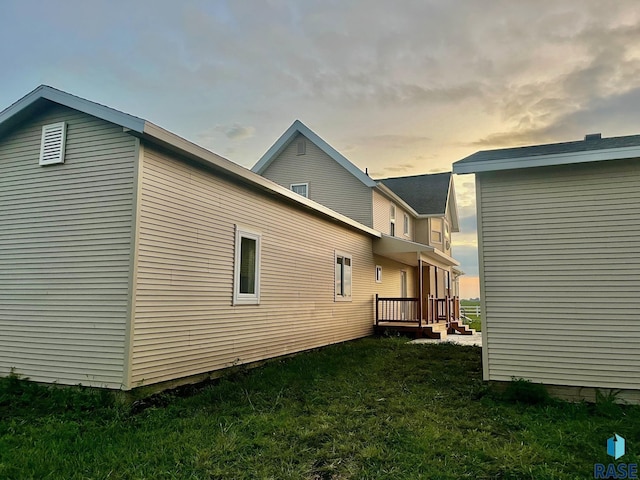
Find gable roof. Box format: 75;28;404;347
453;134;640;174
0;86;380;238
378;172;452;216
251;120;378;187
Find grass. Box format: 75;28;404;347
1;338;638;479
460;299;482;331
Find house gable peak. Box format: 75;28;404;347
252;120;377;188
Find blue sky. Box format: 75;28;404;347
3;0;640;297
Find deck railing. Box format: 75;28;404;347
375;294;460;326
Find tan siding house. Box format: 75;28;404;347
259;132;373;227
131;145;379;386
1;86;437;391
454;135;640;402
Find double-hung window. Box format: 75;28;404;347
335;252;352;301
233;226;261;305
403;213;409;236
390;204;396;236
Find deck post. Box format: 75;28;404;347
445;295;451;326
418;259;423;329
375;294;379;326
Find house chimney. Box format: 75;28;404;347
584;133;602;141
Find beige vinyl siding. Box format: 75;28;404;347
0;104;136;388
131;145;378;386
259;133;373;227
373;255;416;298
414;218;430;245
372;190;412;239
478;159;640;390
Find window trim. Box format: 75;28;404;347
334;251;353;302
375;265;382;283
290;182;309;198
233;225;261;305
403;213;409;236
390;204;396;236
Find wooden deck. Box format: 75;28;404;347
374;295;473;339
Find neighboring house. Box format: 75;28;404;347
453;133;640;403
252;121;465;336
0;86;463;392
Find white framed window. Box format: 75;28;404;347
444;220;450;239
290;183;308;198
335;251;352;301
375;265;382;283
390;204;396;236
39;122;67;166
403;213;409;236
233;226;261;305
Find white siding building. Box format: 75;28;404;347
454;134;640;403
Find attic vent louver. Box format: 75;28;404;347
584;133;602;141
39;122;67;166
297;139;306;155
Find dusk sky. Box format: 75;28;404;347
3;1;640;298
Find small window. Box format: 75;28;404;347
444;221;450;239
390;204;396;236
432;230;442;243
297;139;306;155
403;214;409;236
39;122;67;166
335;252;352;301
290;183;308;198
375;265;382;283
233;227;261;305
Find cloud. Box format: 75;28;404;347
217;123;256;141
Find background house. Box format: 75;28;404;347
454;133;640;403
0;86;426;391
252;120;463;306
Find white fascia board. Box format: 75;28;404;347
453;146;640;174
0;85;145;133
141;121;381;238
374;184;419;217
252;120;378;187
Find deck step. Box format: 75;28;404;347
422;323;448;339
449;321;476;335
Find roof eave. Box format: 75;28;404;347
375;183;420;217
0;85;145;134
453;145;640;174
141;121;381;238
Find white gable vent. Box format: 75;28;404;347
296;139;306;155
39;122;67;166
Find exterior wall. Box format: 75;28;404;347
372;190;413;240
0;104;136;388
414;218;430;245
130;145;382;387
373;255;416;298
477;159;640;390
259;133;373;227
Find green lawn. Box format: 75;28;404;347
1;338;637;479
460;300;482;332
